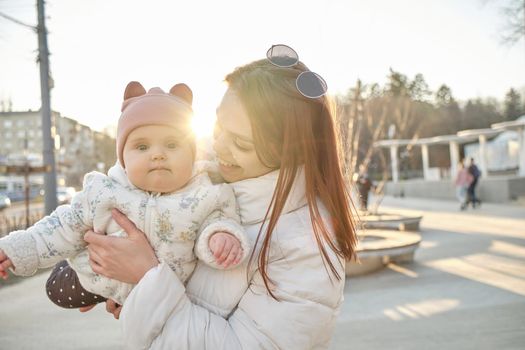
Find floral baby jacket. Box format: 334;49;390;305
0;161;248;309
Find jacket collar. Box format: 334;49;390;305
108;162;135;188
230;167;308;225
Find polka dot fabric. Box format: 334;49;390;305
46;260;107;309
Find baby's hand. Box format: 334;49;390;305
209;232;243;268
0;249;14;280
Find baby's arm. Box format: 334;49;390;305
194;184;249;270
0;173;97;277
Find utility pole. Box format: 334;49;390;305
37;0;57;214
24;133;30;228
0;2;57;214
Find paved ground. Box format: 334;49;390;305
0;196;524;349
331;196;525;350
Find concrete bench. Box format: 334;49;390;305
359;213;423;231
346;230;422;277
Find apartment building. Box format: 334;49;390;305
0;110;116;192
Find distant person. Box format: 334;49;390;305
0;82;248;315
455;159;473;210
466;157;482;208
355;165;374;211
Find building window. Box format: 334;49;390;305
4;120;12;127
17;120;25;127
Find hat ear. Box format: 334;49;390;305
169;83;193;106
124;81;146;101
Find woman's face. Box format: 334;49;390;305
213;88;274;183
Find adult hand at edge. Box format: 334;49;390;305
84;209;159;284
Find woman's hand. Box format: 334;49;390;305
84;209;159;284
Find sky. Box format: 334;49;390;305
0;0;524;137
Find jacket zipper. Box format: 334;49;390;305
145;193;159;241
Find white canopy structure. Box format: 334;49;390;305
373;120;525;183
492;116;525;176
456;128;501;178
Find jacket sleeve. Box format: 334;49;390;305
0;173;96;276
120;258;342;350
194;184;249;270
120;262;243;350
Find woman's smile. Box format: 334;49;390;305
217;158;238;168
218;158;241;177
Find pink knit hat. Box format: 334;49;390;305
116;81;193;166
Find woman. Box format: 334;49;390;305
82;51;358;349
455;159;473;211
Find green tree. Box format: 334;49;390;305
435;85;454;107
409;74;431;101
503;88;523;120
463;98;503;129
386;68;409;97
433;84;462;134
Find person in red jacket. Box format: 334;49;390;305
455;159;473;210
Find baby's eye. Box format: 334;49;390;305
167;142;178;149
137;144;148;151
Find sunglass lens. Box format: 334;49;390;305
296;71;327;98
267;44;299;67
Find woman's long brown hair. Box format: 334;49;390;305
225;59;358;299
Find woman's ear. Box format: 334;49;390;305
169;83;193;105
123;81;146;101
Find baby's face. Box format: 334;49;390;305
123;125;194;193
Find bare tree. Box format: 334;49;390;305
483;0;525;46
337;80;389;204
502;0;525;45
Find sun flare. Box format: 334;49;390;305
192;114;215;139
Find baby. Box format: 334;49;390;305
0;82;249;314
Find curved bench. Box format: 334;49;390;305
359;213;423;231
345;230;421;276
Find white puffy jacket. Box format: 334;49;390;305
120;168;346;349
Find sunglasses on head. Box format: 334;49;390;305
266;44;328;99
